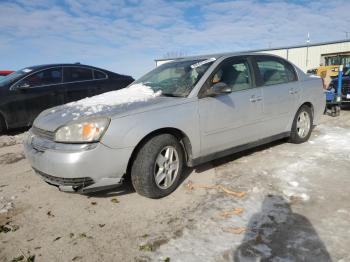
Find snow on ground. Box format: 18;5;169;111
49;83;161;119
151;120;350;261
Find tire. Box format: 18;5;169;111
131;134;184;199
289;105;313;144
0;115;6;134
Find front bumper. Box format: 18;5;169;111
23;132;134;193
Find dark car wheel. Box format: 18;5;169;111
0;115;6;134
131;134;184;199
289;105;313;144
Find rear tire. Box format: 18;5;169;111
289;105;313;144
131;134;184;199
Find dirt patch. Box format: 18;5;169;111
0;133;26;148
0;153;25;165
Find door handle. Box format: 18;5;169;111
289;89;298;95
250;96;257;102
250;96;262;102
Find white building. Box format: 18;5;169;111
155;39;350;72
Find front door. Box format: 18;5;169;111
198;57;264;156
9;67;65;127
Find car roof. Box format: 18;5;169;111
164;52;287;63
28;63;105;71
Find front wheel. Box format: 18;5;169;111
0;116;6;134
289;105;313;144
131;134;184;198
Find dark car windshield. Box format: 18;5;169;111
0;68;33;87
134;58;215;97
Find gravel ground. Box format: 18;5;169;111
1;110;350;262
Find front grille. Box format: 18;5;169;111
31;126;55;141
34;169;94;187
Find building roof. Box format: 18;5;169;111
155;39;350;62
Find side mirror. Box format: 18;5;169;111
208;82;232;96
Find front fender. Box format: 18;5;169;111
101;101;201;158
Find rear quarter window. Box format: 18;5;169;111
94;70;108;79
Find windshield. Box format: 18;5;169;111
0;68;33;87
134;58;215;97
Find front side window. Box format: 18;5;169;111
17;67;62;88
134;58;215;97
257;58;296;86
210;59;251;92
64;67;93;82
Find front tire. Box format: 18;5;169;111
289;105;313;144
131;134;184;199
0;116;6;134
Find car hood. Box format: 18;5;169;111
33;84;191;132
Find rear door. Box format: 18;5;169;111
253;56;300;136
62;66;95;103
8;67;64;126
198;56;265;156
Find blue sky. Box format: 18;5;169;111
1;0;349;77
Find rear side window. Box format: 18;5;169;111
19;67;62;88
256;58;297;86
94;70;107;79
64;67;93;82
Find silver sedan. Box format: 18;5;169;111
24;53;325;198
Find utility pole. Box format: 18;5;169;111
345;31;349;39
306;32;310;68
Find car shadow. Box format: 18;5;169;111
86;166;194;198
195;138;287;173
341;104;350;110
3;127;30;136
88;138;288;198
233;194;332;261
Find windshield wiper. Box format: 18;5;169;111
161;93;184;98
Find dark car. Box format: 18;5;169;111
329;67;350;103
0;64;134;132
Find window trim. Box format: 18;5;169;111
10;66;109;90
10;66;63;90
63;66;94;83
253;55;298;87
93;69;108;80
198;55;256;98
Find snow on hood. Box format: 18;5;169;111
33;83;162;131
50;83;161;120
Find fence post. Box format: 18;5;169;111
337;65;343;102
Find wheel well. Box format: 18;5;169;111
301;102;314;118
125;128;193;179
0;112;7;131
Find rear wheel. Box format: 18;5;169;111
289;105;313;144
131;134;184;198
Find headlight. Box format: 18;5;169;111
55;118;110;143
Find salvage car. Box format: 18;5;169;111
24;54;325;198
0;64;133;132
